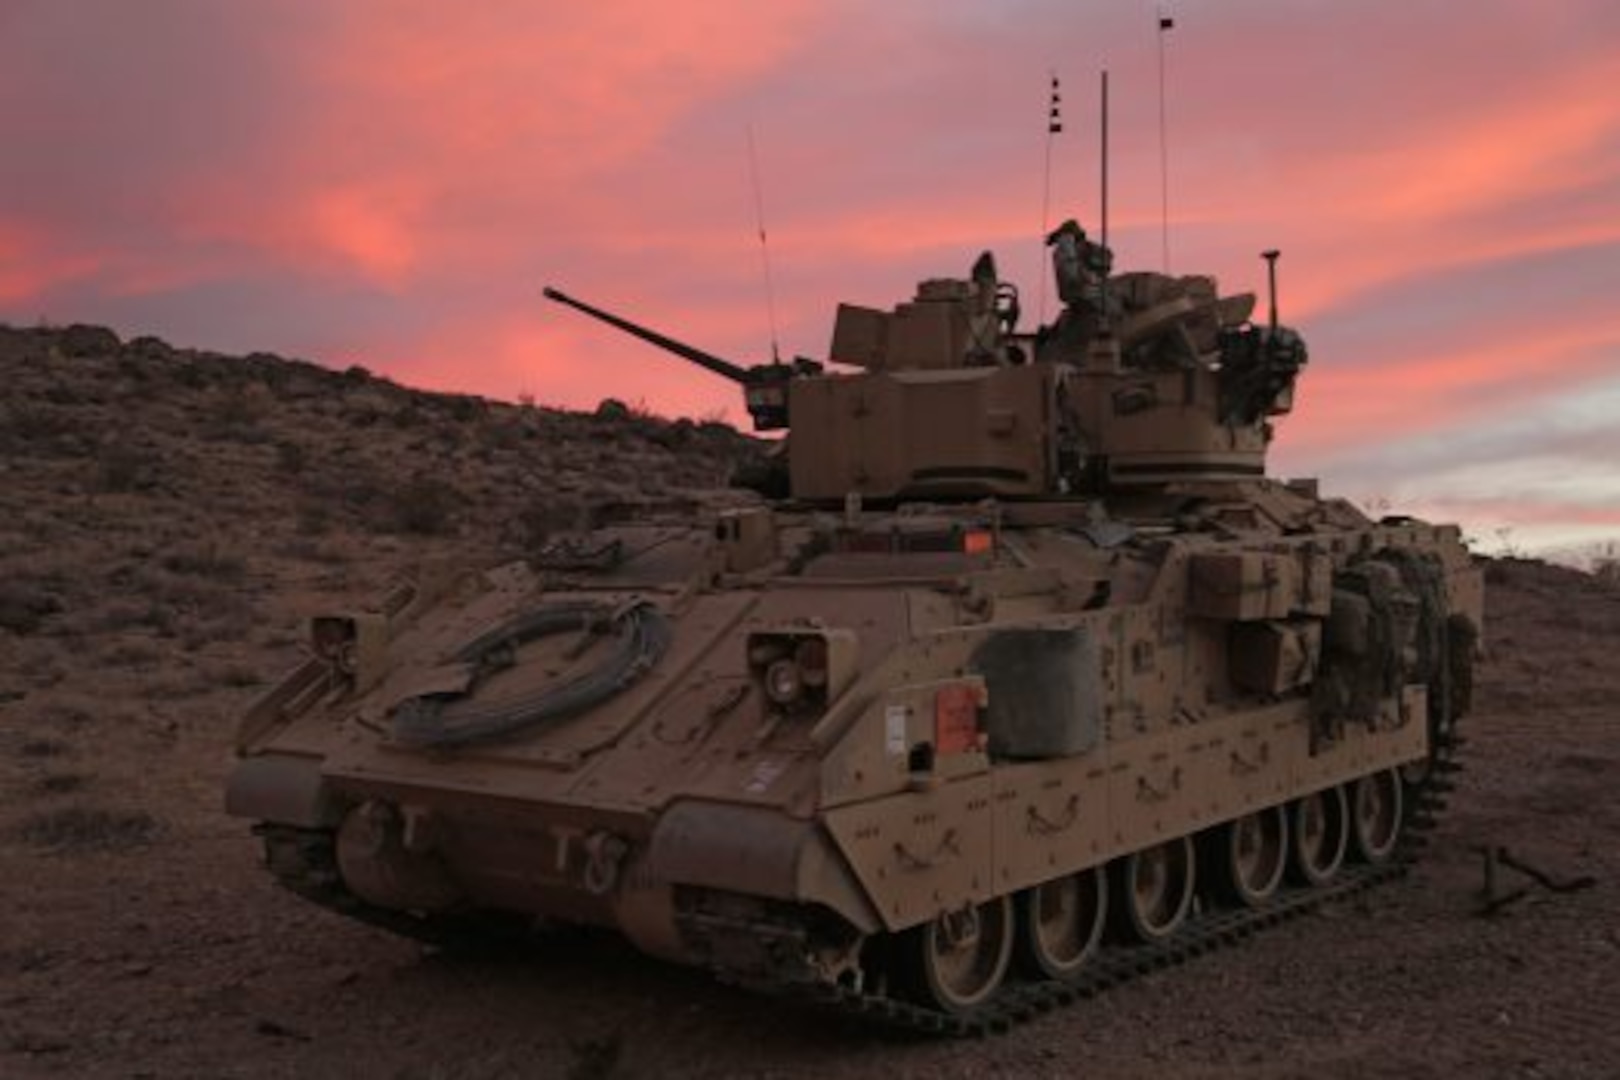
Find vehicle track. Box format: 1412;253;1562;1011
256;736;1460;1038
785;736;1462;1036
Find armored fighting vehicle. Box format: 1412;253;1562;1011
228;221;1482;1029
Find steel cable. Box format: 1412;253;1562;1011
389;601;670;748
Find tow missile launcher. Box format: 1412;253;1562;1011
228;219;1482;1029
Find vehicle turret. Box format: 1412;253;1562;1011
547;225;1308;504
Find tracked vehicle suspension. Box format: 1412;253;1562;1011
254;732;1461;1038
779;731;1464;1036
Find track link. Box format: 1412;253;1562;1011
798;860;1405;1037
257;824;514;946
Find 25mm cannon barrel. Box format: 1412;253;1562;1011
542;286;751;386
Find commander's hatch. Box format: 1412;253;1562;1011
532;524;712;590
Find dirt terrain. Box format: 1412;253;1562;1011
2;326;1616;1079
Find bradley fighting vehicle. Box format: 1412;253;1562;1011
228;219;1483;1029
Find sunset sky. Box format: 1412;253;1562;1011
4;1;1617;555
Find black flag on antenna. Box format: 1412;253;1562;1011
1048;76;1062;134
1160;15;1175;30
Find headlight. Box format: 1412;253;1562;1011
748;626;857;715
763;658;804;705
309;613;389;692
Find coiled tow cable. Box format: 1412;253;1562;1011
390;600;671;749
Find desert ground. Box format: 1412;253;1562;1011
2;326;1617;1079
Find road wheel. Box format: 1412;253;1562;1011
908;895;1015;1015
1290;786;1348;885
1216;805;1289;906
1116;836;1196;942
1350;768;1404;863
1018;867;1107;980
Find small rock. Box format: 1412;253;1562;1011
254;1018;311;1041
10;1032;70;1055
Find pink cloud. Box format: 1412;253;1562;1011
1282;316;1620;458
159;2;831;291
0;222;103;304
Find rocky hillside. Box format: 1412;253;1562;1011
0;319;759;686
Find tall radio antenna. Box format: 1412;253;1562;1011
746;123;782;365
1036;72;1061;325
1099;68;1111;333
1157;8;1175;273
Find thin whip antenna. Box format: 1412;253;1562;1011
1099;68;1111;333
1037;72;1061;326
1157;9;1175;274
746;123;782;365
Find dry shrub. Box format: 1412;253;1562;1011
18;737;70;758
220;664;262;688
203;385;271;443
296;500;333;536
505;497;592;551
38;699;94;729
56;324;121;358
126;564;255;633
478;415;530;456
16;806;159;852
0;581;62;635
95;442;158;492
169;359;212;390
275;536;346;565
138;671;215;700
98;639;163;669
37;773;89;794
93;599;178;637
7;405;82;455
42;381;94;406
124;334;174;361
444;395;484;423
179;595;258;648
275;439;307;475
378;475;462;536
159;542;247;580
